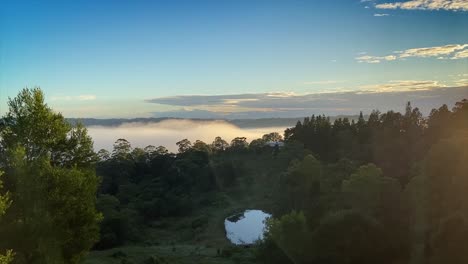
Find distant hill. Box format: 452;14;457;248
66;115;362;129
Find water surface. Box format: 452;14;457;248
224;210;271;245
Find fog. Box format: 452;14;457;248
87;119;286;152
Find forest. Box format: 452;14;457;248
1;88;468;264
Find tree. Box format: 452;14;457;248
176;139;192;153
312;210;389;264
283;155;321;211
0;88;95;168
96;149;110;161
192;140;211;153
0;88;101;264
262;132;283;142
263;211;310;264
211;136;229;151
229;137;248;150
144;145;169;158
249;138;266;152
112;139;132;160
406;135;468;263
341;164;384;214
0;171;14;264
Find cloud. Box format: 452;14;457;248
302;80;345;85
357;44;468;63
451;48;468;59
356;55;397;63
359;80;446;92
77;95;97;101
454;78;468;86
146;84;467;118
51;95;97;101
374;13;390;16
398;44;468;58
375;0;468;11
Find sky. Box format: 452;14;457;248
1;0;467;118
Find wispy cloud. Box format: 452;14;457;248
451;48;468;59
357;44;468;63
376;0;468;11
51;95;97;101
356;55;397;63
454;79;468;87
359;80;446;92
302;80;345;85
374;13;390;16
398;44;468;58
77;95;97;101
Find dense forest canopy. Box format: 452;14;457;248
1;88;468;264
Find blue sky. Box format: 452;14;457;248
1;0;467;118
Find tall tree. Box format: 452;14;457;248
0;88;95;167
211;136;229;151
0;88;101;264
176;139;192;153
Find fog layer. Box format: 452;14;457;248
87;119;286;152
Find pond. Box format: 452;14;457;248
224;209;272;245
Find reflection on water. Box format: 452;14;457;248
224;210;271;245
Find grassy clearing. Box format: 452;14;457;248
85;188;268;263
86;152;282;264
84;244;256;264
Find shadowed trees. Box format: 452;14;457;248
0;171;13;264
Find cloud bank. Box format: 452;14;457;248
376;0;468;11
146;85;468;118
357;44;468;63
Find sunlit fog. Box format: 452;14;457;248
87;119;286;152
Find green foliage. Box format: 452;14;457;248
0;251;14;264
176;139;192;153
261;132;282;142
1;149;101;264
405;135;468;263
311;210;388;264
283;155;321;211
0;88;101;264
0;172;11;221
344;164;403;216
0;88;96;167
263;211;310;264
0;171;14;264
229;137;248;150
211;136;229;152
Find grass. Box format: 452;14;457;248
84;244;256;264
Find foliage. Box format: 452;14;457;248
263;211;310;264
0;88;101;264
0;171;14;264
311;210;388;264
